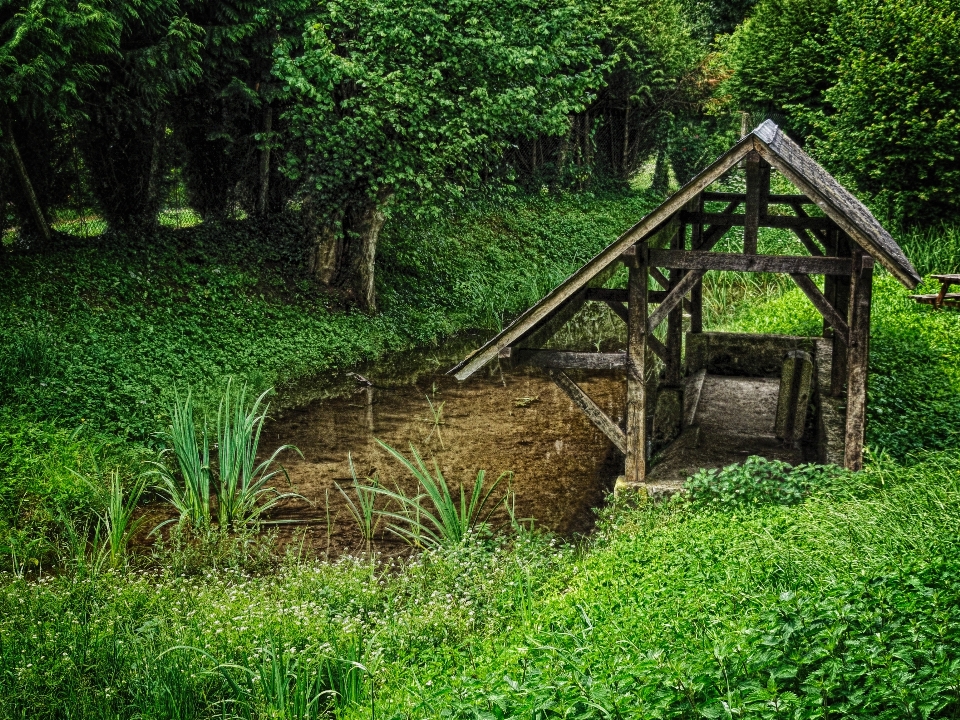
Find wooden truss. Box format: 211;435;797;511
451;122;921;476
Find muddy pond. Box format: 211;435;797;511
264;324;629;560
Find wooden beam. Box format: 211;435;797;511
605;299;629;323
586;288;679;305
585;287;627;303
788;202;831;246
822;229;838;337
649;249;854;275
689;195;704;333
647;269;705;332
550;370;626;454
650;266;670;291
703;191;812;204
665;226;685;384
647;332;668;363
790;227;825;257
744;151;761;254
679;212;837;230
625;256;648;483
508;350;627;370
831;233;852;396
844;250;873;471
789;274;849;345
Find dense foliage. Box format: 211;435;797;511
4;453;960;718
723;0;960;224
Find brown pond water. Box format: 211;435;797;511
262;330;627;560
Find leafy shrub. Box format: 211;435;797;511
685;455;847;508
724;0;960;225
810;0;960;225
721;0;839;136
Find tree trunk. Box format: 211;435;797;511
2;118;51;243
339;191;391;313
307;189;392;313
257;107;273;216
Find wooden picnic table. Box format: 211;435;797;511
910;274;960;309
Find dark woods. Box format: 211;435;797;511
2;0;957;310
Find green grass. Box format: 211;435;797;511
3;454;960;718
4;188;960;718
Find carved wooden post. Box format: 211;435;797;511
624;245;649;484
831;233;852;397
844;249;873;470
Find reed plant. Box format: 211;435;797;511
150;389;213;528
215;380;304;529
93;471;147;570
336;455;382;559
363;441;511;549
150;383;303;533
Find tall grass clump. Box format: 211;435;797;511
215;381;304;529
151;389;213;527
337;456;382;560
353;441;511;549
150;382;303;531
92;471;147;570
898;222;960;276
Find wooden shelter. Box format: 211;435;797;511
450;121;921;480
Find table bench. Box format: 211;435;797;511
910;274;960;310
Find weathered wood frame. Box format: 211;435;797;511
451;121;921;478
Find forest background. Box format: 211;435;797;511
3;0;960;717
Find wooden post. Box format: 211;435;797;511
744;151;761;254
822;229;838;338
844;249;873;471
831;234;852;397
665;226;684;384
689;195;704;333
624;247;649;484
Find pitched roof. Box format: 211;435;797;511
450;121;920;380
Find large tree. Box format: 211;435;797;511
273;0;606;312
0;0;117;241
723;0;960;224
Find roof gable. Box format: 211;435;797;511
752;121;920;288
451;122;920;380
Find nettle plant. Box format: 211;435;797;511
684;455;847;509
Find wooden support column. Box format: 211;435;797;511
665;226;684;384
689;195;704;333
831;234;852;397
744;151;761;254
844;249;873;471
822;229;838;338
624;247;648;484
